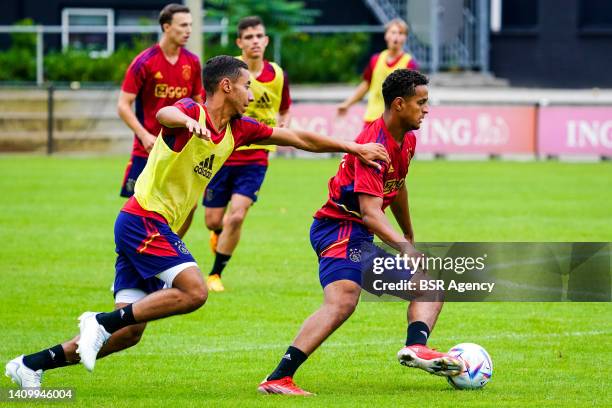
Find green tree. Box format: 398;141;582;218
205;0;319;35
0;19;37;81
280;32;370;83
10;18;37;50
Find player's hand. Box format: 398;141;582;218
355;142;390;170
399;243;427;273
139;132;157;153
337;102;350;116
186;119;211;141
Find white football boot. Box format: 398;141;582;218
5;355;42;389
76;312;111;372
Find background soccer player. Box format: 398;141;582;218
5;56;388;389
117;3;203;201
258;70;461;396
203;16;292;292
337;18;418;126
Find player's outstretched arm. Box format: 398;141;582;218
156;106;210;139
337;80;369;116
390;184;414;244
262;127;390;169
359;194;420;258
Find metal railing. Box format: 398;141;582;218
363;0;489;72
363;0;407;23
1;4;491;86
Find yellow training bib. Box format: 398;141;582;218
236;57;284;152
134;105;235;231
364;50;413;122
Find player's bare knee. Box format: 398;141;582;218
205;209;224;231
411;273;445;302
184;283;208;311
341;298;359;317
172;266;208;312
226;210;247;229
192;285;208;308
331;296;359;319
325;283;360;319
206;218;223;231
413;287;445;302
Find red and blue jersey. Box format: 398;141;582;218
121;44;203;158
314;117;416;223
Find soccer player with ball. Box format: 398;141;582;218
4;55;389;390
258;69;464;395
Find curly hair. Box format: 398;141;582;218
382;69;429;108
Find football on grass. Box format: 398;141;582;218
447;343;493;390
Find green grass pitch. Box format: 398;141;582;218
0;156;610;407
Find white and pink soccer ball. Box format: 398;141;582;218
447;343;493;390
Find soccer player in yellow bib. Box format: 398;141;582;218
337;18;418;126
203;16;292;292
4;55;389;388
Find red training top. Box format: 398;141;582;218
121;44;203;158
314;117;416;224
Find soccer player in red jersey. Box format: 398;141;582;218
5;56;388;389
203;16;292;292
117;4;203;202
337;18;418;126
258;70;462;396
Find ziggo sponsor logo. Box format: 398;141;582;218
154;84;189;99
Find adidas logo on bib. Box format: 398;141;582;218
255;92;272;109
194;154;215;178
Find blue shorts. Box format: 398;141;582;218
310;218;374;288
203;164;267;207
113;211;196;297
120;155;148;197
